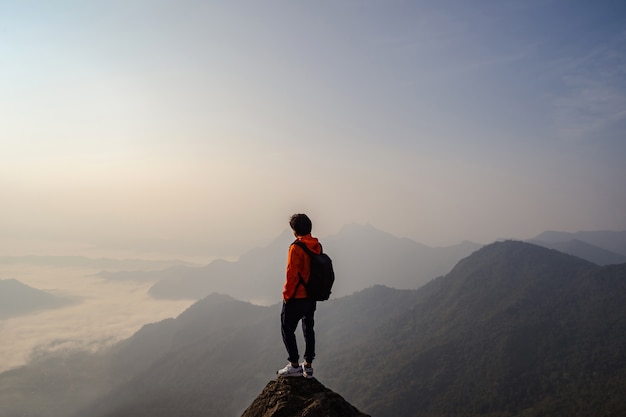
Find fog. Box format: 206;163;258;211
0;264;192;372
2;0;625;380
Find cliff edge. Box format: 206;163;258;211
240;377;371;417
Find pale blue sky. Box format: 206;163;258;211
1;0;625;259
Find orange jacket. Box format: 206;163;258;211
283;234;322;301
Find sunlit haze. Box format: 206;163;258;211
2;0;625;260
0;265;192;371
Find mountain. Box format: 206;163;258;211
528;238;626;265
531;230;626;257
0;279;74;319
141;224;482;303
240;377;370;417
146;229;292;304
322;241;626;416
66;293;277;417
2;240;625;417
323;224;481;296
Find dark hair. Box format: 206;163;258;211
289;213;312;236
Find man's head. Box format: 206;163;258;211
289;213;312;236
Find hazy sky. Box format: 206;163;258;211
2;0;625;260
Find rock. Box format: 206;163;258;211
240;377;370;417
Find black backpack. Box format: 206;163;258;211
292;240;335;301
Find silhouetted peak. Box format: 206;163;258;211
439;240;595;300
240;377;370;417
175;292;257;322
459;239;593;267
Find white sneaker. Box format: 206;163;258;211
277;363;303;377
302;363;314;379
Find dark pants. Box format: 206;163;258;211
281;298;316;364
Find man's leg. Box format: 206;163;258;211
281;301;301;364
301;299;316;364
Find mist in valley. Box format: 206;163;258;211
0;224;478;372
0;263;193;373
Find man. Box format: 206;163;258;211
277;213;320;379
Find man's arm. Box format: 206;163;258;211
283;244;305;301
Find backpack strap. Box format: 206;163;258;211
288;240;320;300
292;240;323;255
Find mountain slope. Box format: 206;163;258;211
72;286;416;417
324;241;626;416
73;294;279;417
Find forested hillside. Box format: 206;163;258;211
1;241;624;417
324;241;626;416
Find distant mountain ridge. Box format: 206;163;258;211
138;224;483;303
529;230;626;260
528;238;626;265
0;279;74;319
93;226;626;305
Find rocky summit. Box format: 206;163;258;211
240;377;370;417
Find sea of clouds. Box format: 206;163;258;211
0;264;193;372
